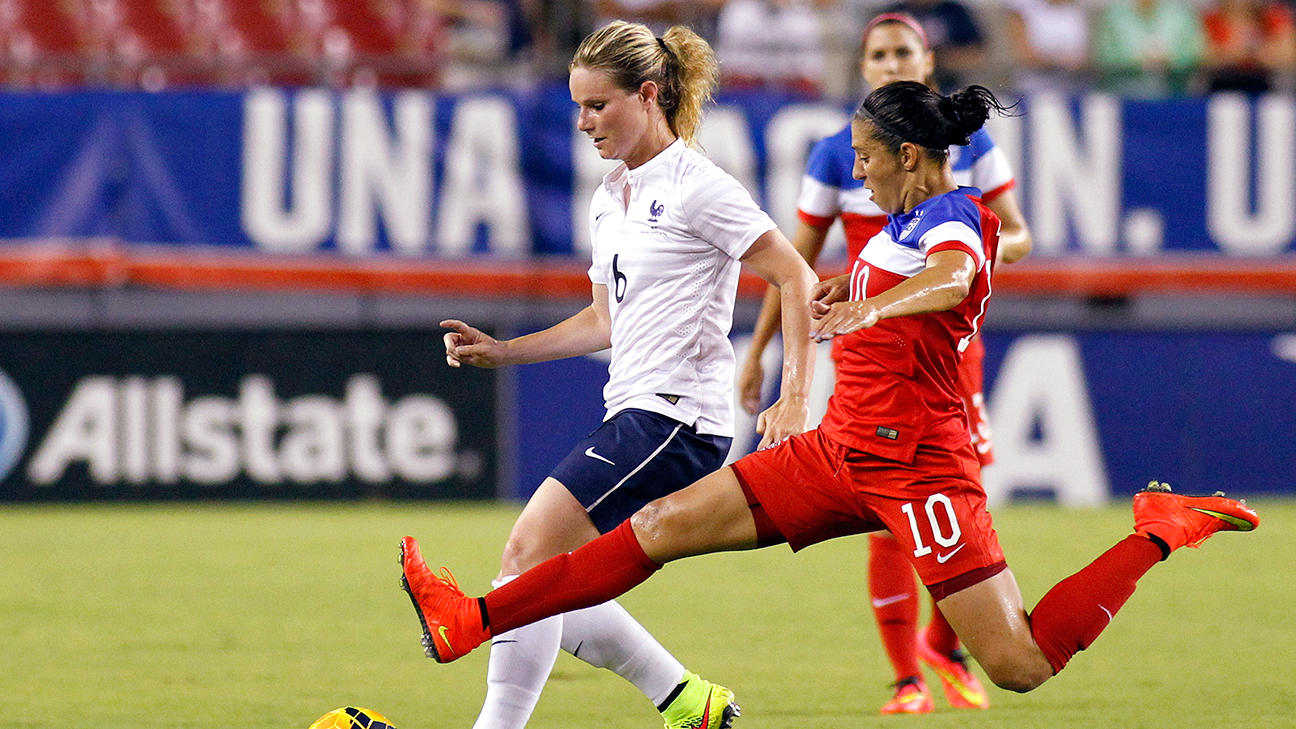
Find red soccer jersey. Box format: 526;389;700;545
818;188;999;464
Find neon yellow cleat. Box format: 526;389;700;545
661;671;740;729
879;676;933;715
918;629;989;710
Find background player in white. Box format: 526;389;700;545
433;20;818;729
736;12;1033;715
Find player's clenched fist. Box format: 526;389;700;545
440;319;507;368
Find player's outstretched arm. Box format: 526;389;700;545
741;228;819;448
441;285;613;369
736;221;829;416
810;249;975;342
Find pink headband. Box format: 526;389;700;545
864;12;930;50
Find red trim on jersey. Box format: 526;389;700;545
979;179;1015;204
928;240;983;269
797;209;836;231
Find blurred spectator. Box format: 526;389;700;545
589;0;725;39
715;0;827;96
1093;0;1204;97
1201;0;1296;94
528;0;595;77
881;0;987;90
1004;0;1092;94
412;0;536;89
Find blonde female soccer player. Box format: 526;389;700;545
428;19;818;729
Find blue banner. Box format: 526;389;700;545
511;330;1296;502
0;88;1294;258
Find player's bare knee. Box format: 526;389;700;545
499;533;543;575
630;500;667;541
980;656;1052;693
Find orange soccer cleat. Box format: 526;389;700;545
1133;481;1259;556
398;536;488;662
917;628;989;710
879;676;934;715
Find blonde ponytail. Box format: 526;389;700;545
572;21;718;148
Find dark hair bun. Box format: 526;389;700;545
859;81;1014;152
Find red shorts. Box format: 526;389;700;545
730;429;1007;599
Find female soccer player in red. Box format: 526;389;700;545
736;12;1032;714
398;81;1258;705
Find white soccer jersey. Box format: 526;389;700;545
587;139;776;437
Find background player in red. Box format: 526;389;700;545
398;81;1259;707
737;12;1032;714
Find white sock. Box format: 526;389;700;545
472;576;561;729
559;599;686;708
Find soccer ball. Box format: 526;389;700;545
309;707;396;729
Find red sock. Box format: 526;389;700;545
483;520;661;635
1029;535;1163;673
868;533;921;682
923;599;960;656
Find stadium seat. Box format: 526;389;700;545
0;0;85;86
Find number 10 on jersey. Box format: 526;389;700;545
901;493;963;558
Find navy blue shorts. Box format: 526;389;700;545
549;409;732;534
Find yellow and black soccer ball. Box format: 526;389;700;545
309;707;396;729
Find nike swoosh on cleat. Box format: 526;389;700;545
936;544;966;563
438;624;455;654
584;447;615;465
1190;507;1256;530
701;695;712;729
871;593;912;608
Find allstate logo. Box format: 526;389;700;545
0;367;29;482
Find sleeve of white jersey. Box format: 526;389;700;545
796;173;842;223
681;166;778;259
972;145;1015;201
586;188;611;286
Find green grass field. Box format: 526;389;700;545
3;499;1293;729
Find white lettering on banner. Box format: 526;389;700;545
236;90;1296;257
1027;93;1121;254
765;104;848;230
27;374;471;486
1207;95;1296;255
241;88;334;251
437;95;530;255
981;335;1109;507
338;90;433;255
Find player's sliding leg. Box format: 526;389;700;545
399;467;761;663
867;533;933;714
1028;481;1258;674
473;608;561;729
471;479;600;728
560;601;740;729
936;482;1259;692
